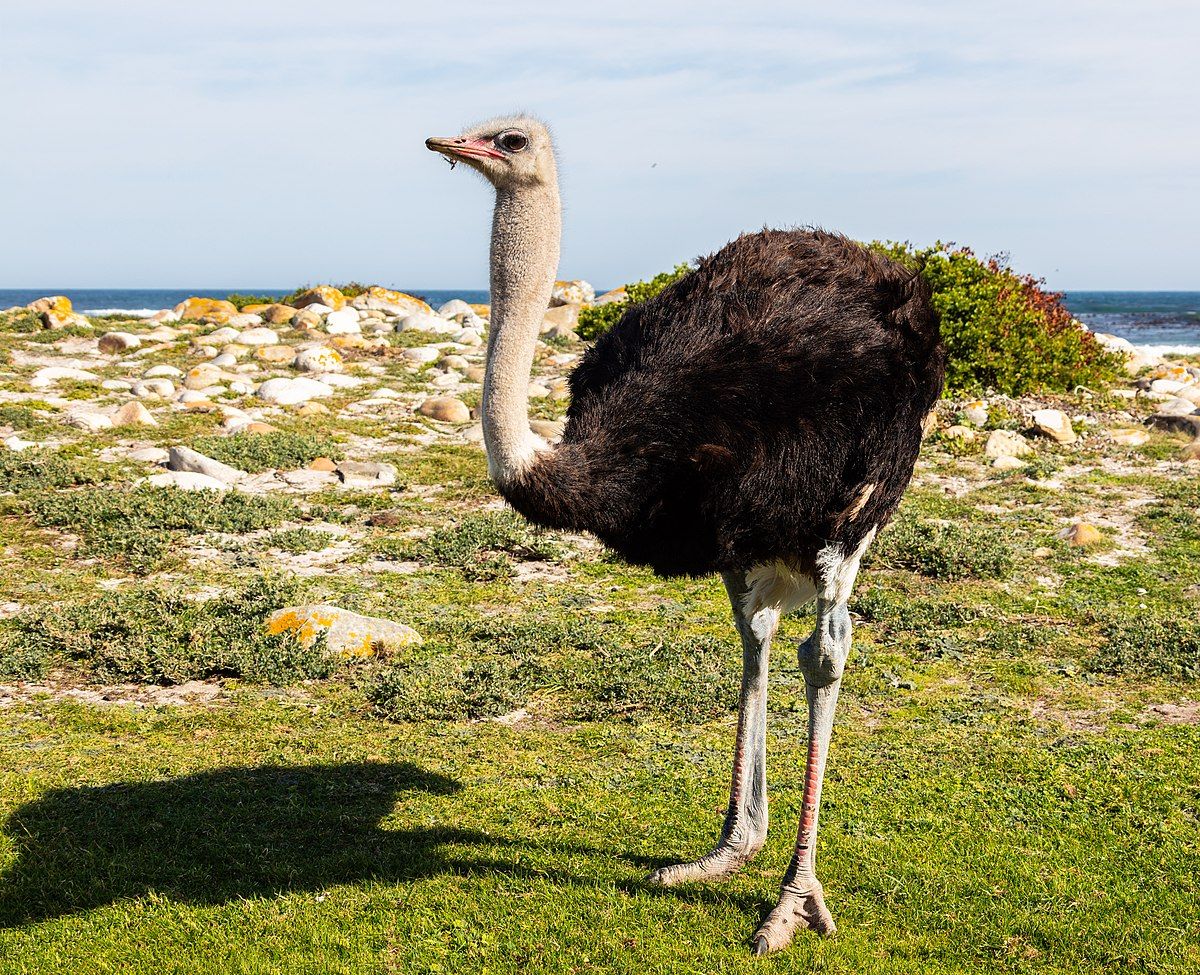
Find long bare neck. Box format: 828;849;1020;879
483;176;561;485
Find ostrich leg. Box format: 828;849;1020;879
751;569;859;954
648;571;775;885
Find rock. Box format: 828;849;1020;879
1109;427;1150;447
167;445;245;485
527;382;550;399
350;287;434;318
292;308;323;330
255;345;295;364
236;327;279;346
279;468;338;490
260;304;297;325
437;299;474;319
294;346;344;373
1058;522;1104;547
31;366;99;388
309;456;338;472
98;331;141;354
133;378;175;399
1093;332;1160;374
144;470;229;492
1156;397;1197;417
593;287;627;306
127;446;170;463
292;286;346;311
144;364;183;378
418;396;471;423
266;604;421;657
204;326;241;344
464;365;486;383
336;460;398;488
4;435;42;452
244;422;279;434
453;328;483;346
440;354;470;371
402;346;441;366
65;410;113;432
297;402;329;417
1031;408;1077;444
102;379;134;392
227;313;264;329
985;430;1032;460
551;279;595;306
324;309;362;334
942;424;976;442
330;334;371;350
174;297;238;321
399;312;457;335
529;418;565;441
961;402;989;427
541;303;580;331
256;377;335;406
1150;378;1187;394
185;364;226;390
992;455;1026;471
543;324;579;342
112;401;158;427
26;295;73;317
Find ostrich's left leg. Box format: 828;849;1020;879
647;570;777;885
751;537;870;955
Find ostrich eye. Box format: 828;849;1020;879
496;131;528;153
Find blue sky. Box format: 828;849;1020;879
1;1;1196;290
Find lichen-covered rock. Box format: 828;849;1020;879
26;295;73;318
292;286;346;311
267;604;421;657
260;304;298;325
551;280;595;306
356;287;433;317
592;287;627;306
174;297;238;322
1058;522;1104;547
294;346;343;373
1031;408;1077;444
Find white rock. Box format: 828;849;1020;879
992;455;1027;471
98;331;141;354
401;346;441;366
143;470;229;492
236;327;279;346
303;303;334;317
256;377;335;406
133;379;175;399
211;353;239;368
294;346;343;373
323;310;361;335
985;429;1032;459
64;410;113;432
1031;408;1076;444
205;326;240;344
453;328;483;346
400;313;457;335
1158;397;1198;417
128;446;170;463
4;435;41;452
101;379;134;392
31;366;100;388
437;299;474;319
1109;428;1150;447
144;364;183;378
313;373;363;388
168;445;244;484
227;313;264;328
1150;378;1187;394
112;401;158;427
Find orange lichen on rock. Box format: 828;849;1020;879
267;604;422;657
174;297;238;322
292;286;346;311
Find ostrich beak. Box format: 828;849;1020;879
425;136;504;162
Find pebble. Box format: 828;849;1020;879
266;604;421;656
418;396;471;423
256;377;335;406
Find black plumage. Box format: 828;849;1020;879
500;228;946;577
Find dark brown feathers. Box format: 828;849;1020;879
500;228;946;577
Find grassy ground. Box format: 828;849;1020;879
0;309;1198;972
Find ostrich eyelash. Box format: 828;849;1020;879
445;157;457;170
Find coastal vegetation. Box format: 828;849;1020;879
0;278;1196;972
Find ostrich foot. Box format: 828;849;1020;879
646;842;762;886
750;882;836;955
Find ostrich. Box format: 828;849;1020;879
426;115;945;955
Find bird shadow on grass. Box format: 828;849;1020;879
0;760;761;927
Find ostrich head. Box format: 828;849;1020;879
426;115;556;190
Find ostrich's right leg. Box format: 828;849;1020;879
648;570;776;885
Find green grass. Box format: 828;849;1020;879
190;432;342;473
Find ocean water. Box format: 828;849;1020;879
2;288;1197;351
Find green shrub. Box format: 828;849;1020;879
873;242;1122;395
0;450;104;493
225;293;284;310
1092;614;1200;681
576;263;692;340
261;527;336;554
0;310;42;333
0;576;334;684
190;432;341;473
27;486;293;573
869;518;1014;581
0;405;54;435
393;510;565;580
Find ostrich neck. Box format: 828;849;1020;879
483;180;561;485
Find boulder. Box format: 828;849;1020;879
144;364;183;378
260;304;298;325
64;410;113;432
266;604;421;657
592;287;627;306
418;396;471;423
98;331;141;354
324;309;362;334
437;299;474;319
167;445;245;485
1109;427;1150;447
551;279;595;306
402;346;441;366
174;297;238;321
399;312;457;335
236;327;280;346
184;364;226;390
336;460;398;488
961;402;989;427
351;287;433;317
255;345;296;364
292;308;324;330
133;378;175;398
985;430;1032;460
256;376;335;406
1030;408;1076;444
26;295;73;317
112;401;158;427
541;303;580;331
292;286;346;311
31;366;99;388
294;346;344;373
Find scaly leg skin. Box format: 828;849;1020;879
648;572;776;886
752;597;851;955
